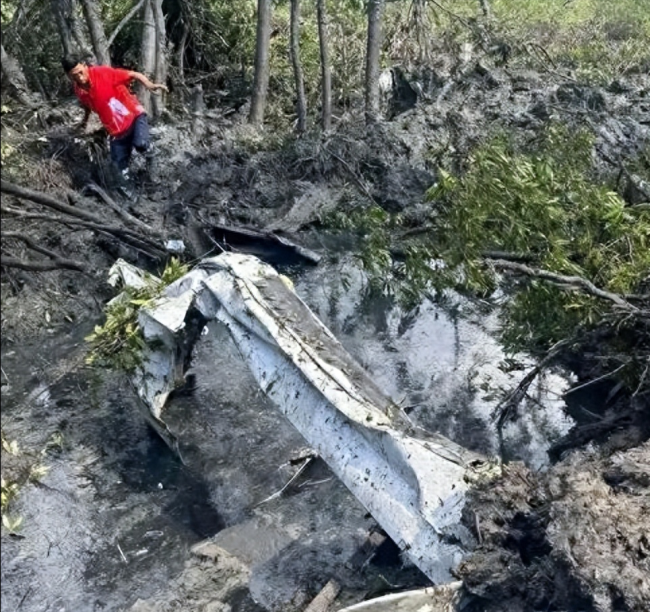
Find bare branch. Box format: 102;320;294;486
2;179;110;224
2;231;68;260
494;338;570;431
107;0;146;47
1;181;166;257
487;258;638;311
1;256;88;272
0;230;89;273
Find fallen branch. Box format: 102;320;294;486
2;179;109;225
1;232;89;272
1;189;166;258
2;210;165;260
303;579;341;612
494;338;570;432
487;258;638;311
81;183;157;235
1;255;88;272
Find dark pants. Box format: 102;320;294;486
110;113;150;171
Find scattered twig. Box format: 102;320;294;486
563;362;628;397
116;541;128;564
253;456;315;507
633;362;649;397
429;0;473;29
325;147;379;206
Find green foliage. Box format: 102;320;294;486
425;124;649;348
488;0;650;81
85;258;189;373
330;123;648;369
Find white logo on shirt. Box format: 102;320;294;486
108;97;131;119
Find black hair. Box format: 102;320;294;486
61;54;85;73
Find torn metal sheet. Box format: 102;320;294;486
109;253;482;583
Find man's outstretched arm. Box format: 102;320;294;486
127;71;168;94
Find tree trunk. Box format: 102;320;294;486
364;0;384;125
316;0;332;131
249;0;272;127
50;0;73;56
289;0;307;134
176;19;189;82
479;0;490;19
0;43;37;107
69;0;90;53
139;0;156;115
151;0;167;118
79;0;110;65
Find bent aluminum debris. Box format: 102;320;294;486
108;253;482;583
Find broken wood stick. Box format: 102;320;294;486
303;579;341;612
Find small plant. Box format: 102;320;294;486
85;258;189;373
1;430;52;534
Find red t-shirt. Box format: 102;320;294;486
74;66;145;137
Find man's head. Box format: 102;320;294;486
62;54;90;87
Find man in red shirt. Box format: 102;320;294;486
62;54;167;195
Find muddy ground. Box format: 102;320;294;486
2;58;650;611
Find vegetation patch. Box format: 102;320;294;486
1;430;59;534
85;258;189;373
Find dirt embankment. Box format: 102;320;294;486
458;442;650;612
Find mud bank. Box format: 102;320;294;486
458;441;650;612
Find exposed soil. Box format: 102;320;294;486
458;442;650;612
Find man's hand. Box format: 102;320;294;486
128;70;168;95
75;108;92;133
149;83;168;96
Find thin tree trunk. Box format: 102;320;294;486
0;43;37;107
151;0;167;118
50;0;73;56
249;0;272;126
176;19;189;82
139;0;156;115
365;0;384;125
79;0;110;65
289;0;307;133
69;0;89;53
316;0;332;131
479;0;490;19
107;0;146;48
